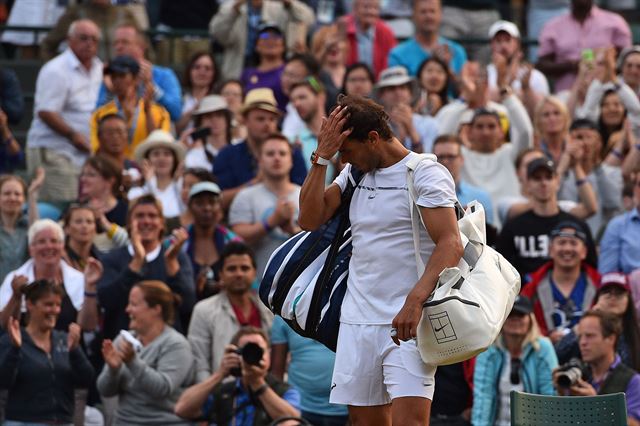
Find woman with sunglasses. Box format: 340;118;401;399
472;296;558;426
0;279;94;425
240;25;287;111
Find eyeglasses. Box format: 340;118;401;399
510;358;522;385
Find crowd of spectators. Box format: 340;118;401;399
0;0;640;425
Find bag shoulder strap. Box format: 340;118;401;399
406;154;465;275
406;154;437;274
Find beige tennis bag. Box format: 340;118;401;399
406;154;521;365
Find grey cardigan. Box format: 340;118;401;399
97;326;195;425
188;291;274;382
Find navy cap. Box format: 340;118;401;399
258;22;283;36
527;158;556;177
512;295;533;315
105;55;140;76
550;221;587;243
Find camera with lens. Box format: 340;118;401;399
230;342;264;377
556;358;591;389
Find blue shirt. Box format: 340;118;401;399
388;36;467;76
295;127;335;185
456;180;495;225
389;37;467;76
246;6;262;60
591;354;640;421
97;65;182;121
213;140;308;190
202;377;301;426
356;26;375;68
599;208;640;274
270;316;348;416
396;114;438;154
550;273;587;330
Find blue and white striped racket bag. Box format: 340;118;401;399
259;166;363;352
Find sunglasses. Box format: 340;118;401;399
258;32;282;40
511;358;522;385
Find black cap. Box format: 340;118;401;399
258;22;283;36
527;158;556;177
570;118;599;133
105;55;140;76
550;220;587;243
471;108;500;124
512;295;533;315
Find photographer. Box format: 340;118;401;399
175;326;301;425
555;310;640;424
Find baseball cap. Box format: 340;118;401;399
599;272;631;292
511;295;533;315
488;20;520;39
258;22;283;36
188;181;222;200
549;221;587;243
105;55;140;76
617;45;640;70
527;158;556;177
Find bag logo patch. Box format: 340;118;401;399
429;311;457;343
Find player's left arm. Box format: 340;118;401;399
392;206;463;344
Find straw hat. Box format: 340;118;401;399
239;88;281;116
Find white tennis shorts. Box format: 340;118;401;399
329;323;437;406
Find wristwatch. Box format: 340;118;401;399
310;151;331;166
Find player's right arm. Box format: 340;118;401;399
299;105;351;231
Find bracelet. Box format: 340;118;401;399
262;219;272;233
611;148;623;159
576;178;588;187
252;383;269;397
84;291;97;298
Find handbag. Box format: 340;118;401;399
259;166;363;351
406;154;521;365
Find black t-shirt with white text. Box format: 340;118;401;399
496;210;598;282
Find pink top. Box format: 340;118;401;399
538;6;631;92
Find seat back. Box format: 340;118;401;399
510;391;628;426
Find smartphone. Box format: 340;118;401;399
191;127;211;142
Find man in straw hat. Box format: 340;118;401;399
213;88;307;208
